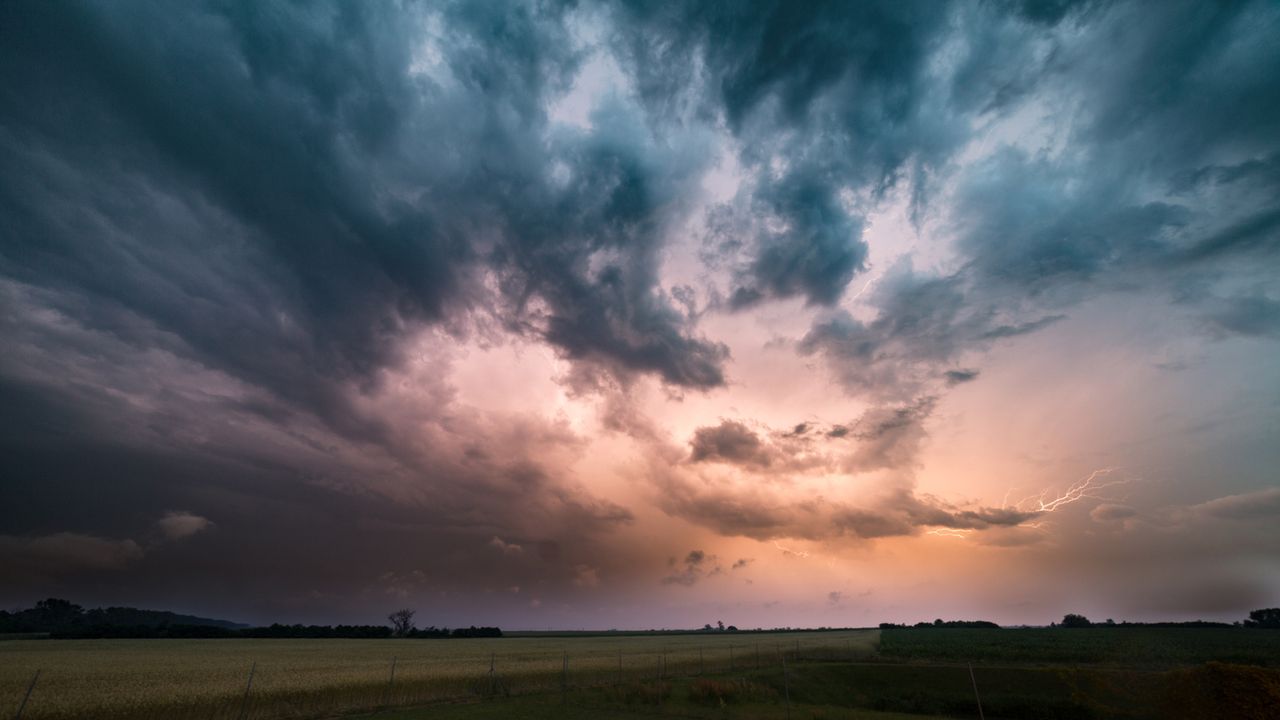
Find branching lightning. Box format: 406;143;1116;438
928;468;1132;540
849;276;878;302
772;541;810;558
1016;467;1128;513
926;528;974;539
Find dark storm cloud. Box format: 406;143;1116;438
621;0;1280;402
721;165;869;310
0;339;641;622
686;417;851;476
0;0;721;618
842;399;935;473
1197;293;1280;339
654;466;1039;542
944;369;980;386
661;549;722;586
688;421;773;468
0;0;726;409
614;0;981;308
951;149;1191;291
658;388;1038;542
936;0;1280;335
797;263;1067;400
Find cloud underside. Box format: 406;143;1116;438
0;0;1278;617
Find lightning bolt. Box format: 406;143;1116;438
928;469;1131;540
1017;467;1129;513
772;541;810;558
1001;486;1017;509
849;276;877;302
926;528;974;539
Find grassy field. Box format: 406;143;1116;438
4;628;1279;720
878;627;1280;667
352;659;1280;720
0;630;876;720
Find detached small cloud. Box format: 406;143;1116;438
489;536;525;555
827;591;843;605
662;549;721;586
944;368;980;385
731;558;753;570
572;564;600;588
689;421;773;467
157;511;214;540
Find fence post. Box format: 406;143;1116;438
795;638;800;661
968;663;985;720
382;656;397;706
729;644;733;671
782;656;792;720
657;654;663;708
488;652;496;697
756;642;760;670
236;662;255;720
13;669;39;720
699;646;704;675
617;649;623;686
561;652;568;706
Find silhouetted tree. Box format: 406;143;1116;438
1061;613;1092;628
388;608;416;637
1244;608;1280;628
717;620;725;631
35;598;85;630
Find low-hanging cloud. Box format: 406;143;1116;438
156;512;215;541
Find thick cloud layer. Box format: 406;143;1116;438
2;0;1277;625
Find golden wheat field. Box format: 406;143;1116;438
0;630;879;720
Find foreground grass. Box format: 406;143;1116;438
352;660;1280;720
5;629;1279;719
357;672;958;720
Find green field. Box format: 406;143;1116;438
3;628;1279;720
879;627;1280;667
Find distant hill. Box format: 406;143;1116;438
81;606;249;630
0;598;247;634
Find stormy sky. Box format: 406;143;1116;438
2;0;1278;628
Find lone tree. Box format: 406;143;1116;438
1061;613;1092;628
1244;608;1280;628
388;608;416;637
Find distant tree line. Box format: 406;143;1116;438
877;609;1280;630
0;599;501;639
1051;610;1277;629
879;619;1001;629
